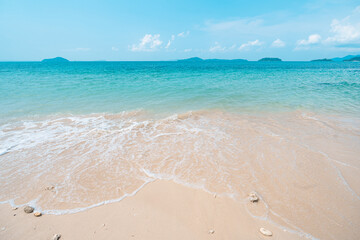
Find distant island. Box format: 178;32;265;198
258;57;282;62
176;55;359;62
344;56;360;62
178;57;204;62
331;55;360;62
178;57;247;62
311;58;333;62
42;57;70;63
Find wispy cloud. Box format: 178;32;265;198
209;42;226;52
112;47;119;51
165;35;175;49
130;34;163;52
209;42;237;52
165;40;171;49
271;39;285;48
177;31;190;37
184;48;192;52
238;40;263;51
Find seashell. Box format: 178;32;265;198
34;212;42;217
259;227;272;236
248;192;259;203
52;234;61;240
45;185;55;191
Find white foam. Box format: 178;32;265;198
0;110;359;238
41;180;154;215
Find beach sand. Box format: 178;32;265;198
1;111;359;239
0;180;305;240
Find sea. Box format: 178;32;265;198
0;61;359;239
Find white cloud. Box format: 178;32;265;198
177;31;190;37
165;35;175;49
322;6;360;50
165;40;171;49
325;19;360;44
238;40;263;51
271;39;285;48
297;34;321;46
209;42;238;52
130;34;163;52
228;44;237;50
184;49;192;52
209;42;226;52
112;47;119;51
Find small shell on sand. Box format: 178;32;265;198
34;212;42;217
208;229;215;234
248;192;259;203
45;185;55;191
12;207;18;210
259;227;273;236
24;206;34;213
52;234;61;240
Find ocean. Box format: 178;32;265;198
0;61;359;239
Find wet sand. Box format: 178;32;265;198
0;180;306;240
0;110;360;239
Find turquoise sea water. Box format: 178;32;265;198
0;61;359;121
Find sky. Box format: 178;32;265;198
0;0;360;61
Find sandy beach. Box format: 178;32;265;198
1;110;360;239
0;180;309;240
2;0;360;238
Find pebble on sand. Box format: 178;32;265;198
24;206;34;213
259;227;273;236
45;185;55;191
12;207;18;210
52;234;61;240
208;229;215;234
34;212;42;217
248;192;259;203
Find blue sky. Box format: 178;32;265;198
0;0;360;61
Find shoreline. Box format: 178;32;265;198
0;180;308;240
1;109;359;239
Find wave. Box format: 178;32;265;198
0;109;359;238
318;81;360;89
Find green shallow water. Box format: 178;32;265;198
0;61;359;121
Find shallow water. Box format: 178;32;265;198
0;61;360;239
1;61;360;120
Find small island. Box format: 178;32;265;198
177;57;248;62
207;58;247;62
177;57;204;62
331;54;360;62
311;58;333;62
41;57;70;63
258;57;282;62
344;56;360;62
